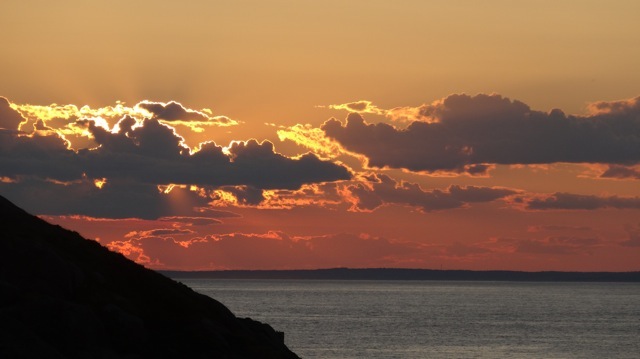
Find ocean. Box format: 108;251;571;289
177;279;640;358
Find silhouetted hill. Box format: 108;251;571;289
0;196;299;359
163;267;640;282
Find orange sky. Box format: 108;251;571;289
1;1;639;271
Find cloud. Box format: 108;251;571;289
136;100;237;129
0;97;27;130
4;99;240;155
215;185;266;206
525;192;640;210
586;96;640;115
345;173;517;212
12;99;237;137
125;228;196;239
202;172;518;212
527;225;592;232
0;126;79;182
193;207;242;218
321;94;640;174
599;165;640;180
158;216;224;226
277;117;370;166
12;101;147;142
0;177;211;219
215;182;348;210
324;100;440;124
277;124;347;159
447;184;518;203
0;97;352;216
137;101;212;122
326;100;387;116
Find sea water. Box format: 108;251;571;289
177;279;640;359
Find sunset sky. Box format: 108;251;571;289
1;1;639;271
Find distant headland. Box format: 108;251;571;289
162;268;640;282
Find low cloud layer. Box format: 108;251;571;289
108;231;423;270
105;227;613;270
600;165;640;180
322;94;640;174
0;177;211;219
525;192;640;211
345;173;517;212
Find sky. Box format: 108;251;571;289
1;0;639;271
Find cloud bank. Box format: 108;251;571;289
600;165;640;180
0;97;351;217
524;192;640;211
322;94;640;174
345;173;517;212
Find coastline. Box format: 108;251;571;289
161;268;640;282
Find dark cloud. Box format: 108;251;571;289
86;116;188;158
0;177;210;219
136;100;234;125
77;117;352;189
587;97;640;115
220;185;266;206
126;228;196;239
322;94;640;174
525;192;640;210
448;184;517;203
0;101;352;216
245;182;348;210
347;183;384;211
0;129;80;182
158;216;224;226
527;225;592;232
193;208;242;218
0;97;26;130
600;165;640;180
347;173;517;212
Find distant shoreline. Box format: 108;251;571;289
161;268;640;282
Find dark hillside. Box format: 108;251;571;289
0;196;299;358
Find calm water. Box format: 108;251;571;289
178;279;640;359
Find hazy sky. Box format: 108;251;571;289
1;1;639;271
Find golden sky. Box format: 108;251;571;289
1;1;639;271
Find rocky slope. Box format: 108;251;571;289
0;196;299;358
